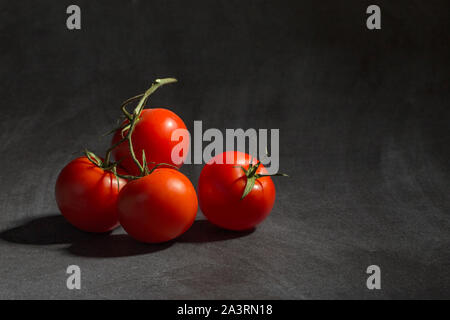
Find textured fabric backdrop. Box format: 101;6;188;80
0;0;449;299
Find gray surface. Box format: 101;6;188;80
0;0;449;299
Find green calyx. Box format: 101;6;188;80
235;157;288;200
83;148;124;191
83;78;179;189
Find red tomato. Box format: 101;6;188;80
111;108;188;176
118;168;198;243
55;157;127;233
198;151;276;231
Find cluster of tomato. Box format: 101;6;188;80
55;78;284;243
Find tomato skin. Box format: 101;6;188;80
55;157;127;233
118;168;198;243
198;151;276;231
111;108;188;176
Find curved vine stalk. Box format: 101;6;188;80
84;78;179;188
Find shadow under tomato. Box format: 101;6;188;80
0;214;172;258
0;215;254;258
178;220;255;243
0;214;103;245
66;234;173;258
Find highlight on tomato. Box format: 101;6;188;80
118;168;198;243
198;151;287;231
55;153;127;233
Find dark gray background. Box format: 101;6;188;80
0;0;449;299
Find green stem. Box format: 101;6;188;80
127;117;145;175
121;93;144;120
239;160;288;200
83;78;179;191
104;136;126;166
104;78;178;174
133;78;177;117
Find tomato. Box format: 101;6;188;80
111;108;188;176
55;156;127;233
198;151;276;231
118;168;198;243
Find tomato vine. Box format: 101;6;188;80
84;78;179;187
